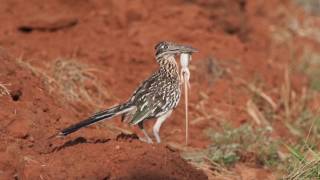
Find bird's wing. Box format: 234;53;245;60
129;105;152;125
128;72;167;125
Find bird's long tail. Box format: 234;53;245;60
59;103;132;136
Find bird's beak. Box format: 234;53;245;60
170;44;198;54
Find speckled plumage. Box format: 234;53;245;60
124;55;181;123
59;41;197;143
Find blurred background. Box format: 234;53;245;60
0;0;320;179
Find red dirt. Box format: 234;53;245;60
0;53;206;180
0;0;318;179
19;139;207;180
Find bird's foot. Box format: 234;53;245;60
139;137;153;144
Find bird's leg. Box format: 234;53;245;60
138;122;153;144
153;110;172;143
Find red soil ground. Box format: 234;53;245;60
0;0;318;179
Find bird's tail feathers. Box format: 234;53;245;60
59;103;133;136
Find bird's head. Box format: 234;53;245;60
155;41;198;59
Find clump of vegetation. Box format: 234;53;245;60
285;143;320;179
292;110;320;145
51;59;112;104
183;124;281;168
205;124;280;167
283;107;320;179
16;58;113;108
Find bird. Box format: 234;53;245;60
58;41;197;143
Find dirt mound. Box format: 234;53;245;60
21;138;207;180
0;53;206;179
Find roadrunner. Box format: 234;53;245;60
59;41;197;143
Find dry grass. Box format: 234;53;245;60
51;59;112;105
16;58;113;108
246;99;271;127
280;46;320;138
247;83;277;111
0;83;10;97
236;78;276;126
284;131;320;179
286;158;320;179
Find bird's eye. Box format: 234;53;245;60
161;44;168;49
